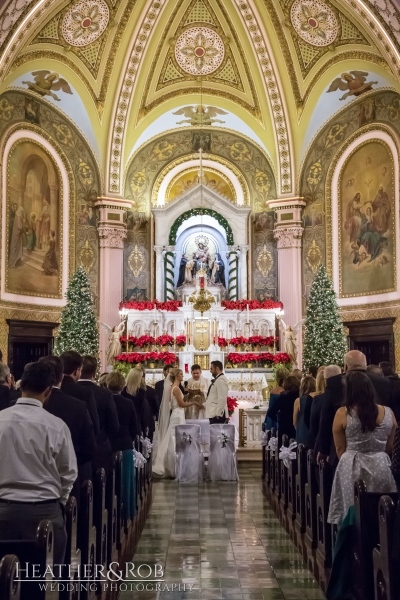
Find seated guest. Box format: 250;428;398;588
39;355;96;501
106;371;138;520
293;374;316;445
328;370;397;526
123;367;152;439
0;361;77;563
266;375;300;441
60;350;100;436
155;365;171;417
379;361;400;421
0;362;11;411
264;367;290;431
79;355;119;475
316;350;394;467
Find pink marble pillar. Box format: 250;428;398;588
268;197;306;367
96;196;131;367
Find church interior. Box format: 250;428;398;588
1;0;400;597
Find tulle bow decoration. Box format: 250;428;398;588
133;448;147;468
182;432;192;445
217;433;229;448
140;436;153;458
267;436;278;456
259;431;269;447
279;441;298;468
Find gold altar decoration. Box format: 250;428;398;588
189;268;215;315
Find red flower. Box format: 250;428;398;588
227;396;239;416
217;337;228;347
221;300;283;311
230;336;246;345
175;335;186;347
273;352;291;364
114;351;178;366
156;334;174;346
118;299;183;311
135;335;155;348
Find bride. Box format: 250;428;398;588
152;368;201;478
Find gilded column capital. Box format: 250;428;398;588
98;226;127;249
274;226;304;249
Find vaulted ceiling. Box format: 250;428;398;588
0;0;399;196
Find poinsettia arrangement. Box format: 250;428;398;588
227;396;239;416
221;299;283;310
225;351;291;366
135;335;155;348
120;335;137;344
175;335;186;347
114;351;177;365
217;336;228;347
230;336;247;346
226;352;258;364
119;300;183;311
155;334;174;346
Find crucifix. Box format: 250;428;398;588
195;319;209;351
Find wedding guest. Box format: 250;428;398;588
266;375;300;442
123;368;152;439
106;371;138;519
293;375;316;445
205;360;229;424
79;355;119;474
264;366;290;431
309;365;341;451
0;361;77;563
328;370;397;526
379;361;400;421
0;362;11;411
136;364;157;439
391;424;400;489
155;365;171;416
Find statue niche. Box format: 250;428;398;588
176;234;226;289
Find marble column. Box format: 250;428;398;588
153;245;164;300
239;245;249;300
95;196;131;366
268;197;306;367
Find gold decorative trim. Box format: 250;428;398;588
1;123;76;302
150;152;249;206
325;123;399;286
165;165;236;204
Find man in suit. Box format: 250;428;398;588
316;350;394;466
60;350;100;437
0;363;11;411
379;361;400;421
206;360;229;424
39;355;96;502
79;355;119;475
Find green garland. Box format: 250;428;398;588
169;208;234;245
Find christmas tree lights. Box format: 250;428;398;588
303;265;347;370
54;267;99;357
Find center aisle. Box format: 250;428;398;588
120;465;325;600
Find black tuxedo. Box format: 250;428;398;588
61;375;100;436
78;380;119;473
154;380;164;415
0;385;10;411
109;393;140;451
145;385;158;432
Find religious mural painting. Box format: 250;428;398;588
6;140;62;298
22;71;73;101
167;168;235;203
24;97;40;124
339;140;395;297
326;71;377;101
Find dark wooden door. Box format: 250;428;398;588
7;320;59;380
344;318;395;367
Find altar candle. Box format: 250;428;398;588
246;304;250;323
199;276;205;289
250;369;253;383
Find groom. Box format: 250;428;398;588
206;360;229;424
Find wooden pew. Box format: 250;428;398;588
113;452;125;551
352;480;398;600
304;450;318;553
0;554;20;600
315;460;333;568
0;521;55;600
280;435;290;514
105;455;119;565
62;496;81;600
264;430;272;485
373;495;399;600
93;469;108;583
79;481;97;600
294;444;307;535
287;441;298;525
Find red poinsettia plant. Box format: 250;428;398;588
175;335;186;347
114;351;177;365
155;334;174;346
230;336;247;346
221;299;283;311
120;335;137;344
217;337;228;347
273;352;292;364
135;335;155;348
119;299;183;311
227;396;239;416
226;352;258;364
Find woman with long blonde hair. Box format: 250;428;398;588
152;367;202;478
122;367;152;439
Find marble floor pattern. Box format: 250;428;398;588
120;464;325;600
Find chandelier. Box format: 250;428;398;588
189;268;215;315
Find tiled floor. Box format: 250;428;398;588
119;464;325;599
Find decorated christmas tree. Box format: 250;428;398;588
303;265;347;370
54;267;99;357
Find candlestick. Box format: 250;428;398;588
246;304;250;323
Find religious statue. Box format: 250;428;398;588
173;104;227;126
105;320;126;365
210;252;226;287
283;326;297;365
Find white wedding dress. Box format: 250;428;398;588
152;385;186;478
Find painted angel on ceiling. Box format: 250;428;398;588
173;104;227;126
327;71;377;101
22;71;73;101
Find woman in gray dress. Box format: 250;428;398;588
328;370;397;526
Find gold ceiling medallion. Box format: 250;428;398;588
256;245;273;277
79;240;95;272
306;239;322;273
175;27;225;75
61;0;110;47
128;244;145;277
189;268;215;315
290;0;338;47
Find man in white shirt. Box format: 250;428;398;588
0;361;77;564
184;364;209;419
205;360;229;423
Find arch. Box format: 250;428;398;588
169;208;234;245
